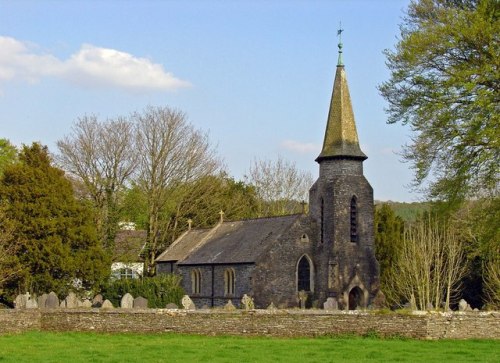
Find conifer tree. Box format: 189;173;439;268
0;143;110;298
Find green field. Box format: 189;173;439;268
0;332;498;362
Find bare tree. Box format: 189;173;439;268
56;115;138;249
388;216;466;311
134;106;220;275
246;155;313;216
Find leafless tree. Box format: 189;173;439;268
134;106;220;275
388;216;466;311
56;115;138;249
246;155;313;216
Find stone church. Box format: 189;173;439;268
156;45;380;309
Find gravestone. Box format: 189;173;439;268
64;292;79;308
101;299;114;309
181;295;195;310
14;293;29;309
241;294;254;310
133;296;148;309
201;305;210;310
81;299;92;308
459;299;471;311
92;294;103;308
323;297;338;311
45;292;59;309
120;293;134;309
372;290;386;309
267;302;277;310
26;297;38;309
298;290;308;309
165;303;178;309
224;300;236;311
37;294;48;309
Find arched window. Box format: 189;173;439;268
297;256;313;292
350;196;358;243
320;197;325;243
224;268;235;296
191;269;201;295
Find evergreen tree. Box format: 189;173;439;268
0;143;110;298
374;204;405;305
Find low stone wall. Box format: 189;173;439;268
1;309;499;339
0;309;41;334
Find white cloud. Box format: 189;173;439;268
0;36;190;92
281;140;320;154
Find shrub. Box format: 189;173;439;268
102;274;184;308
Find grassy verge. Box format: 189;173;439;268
0;331;498;362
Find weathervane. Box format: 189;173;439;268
337;22;344;66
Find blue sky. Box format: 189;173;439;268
0;0;422;202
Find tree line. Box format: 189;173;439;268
0;106;312;304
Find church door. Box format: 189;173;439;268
348;286;363;310
297;256;311;292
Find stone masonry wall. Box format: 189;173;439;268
1;309;498;339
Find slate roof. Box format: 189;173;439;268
156;214;302;265
113;230;147;262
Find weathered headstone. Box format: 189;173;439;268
241;294;254;310
14;293;29;309
26;297;38;309
267;302;277;310
133;296;148;309
37;294;48;309
64;292;79;308
224;300;236;310
81;299;92;308
120;293;134;309
459;299;471;312
323;297;338;311
92;294;103;308
181;295;195;310
201;305;210;310
101;299;114;309
165;303;178;309
45;292;59;309
298;290;308;309
426;302;434;310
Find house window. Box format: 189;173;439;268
224;268;235;296
297;256;312;292
120;268;135;279
350;196;358;243
191;269;201;295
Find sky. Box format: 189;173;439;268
0;0;423;202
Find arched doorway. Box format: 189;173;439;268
348;286;363;310
297;256;311;292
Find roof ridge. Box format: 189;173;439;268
177;222;224;262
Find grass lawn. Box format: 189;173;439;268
0;332;498;362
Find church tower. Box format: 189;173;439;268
309;34;379;309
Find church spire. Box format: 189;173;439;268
316;27;367;162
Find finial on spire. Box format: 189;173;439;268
337;22;344;66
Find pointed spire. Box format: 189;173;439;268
316;29;367;162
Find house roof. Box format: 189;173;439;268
156;214;302;265
113;230;147;262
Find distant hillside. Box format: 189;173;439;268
375;200;430;222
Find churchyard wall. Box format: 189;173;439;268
0;309;498;339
